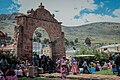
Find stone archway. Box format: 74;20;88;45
14;3;65;62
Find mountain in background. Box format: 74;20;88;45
0;13;24;38
62;22;120;44
0;13;24;20
0;13;120;44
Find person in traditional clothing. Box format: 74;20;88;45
66;59;70;74
60;62;67;80
23;67;29;77
14;66;23;77
57;56;68;80
82;59;90;74
56;56;67;73
5;66;18;80
71;58;79;75
96;61;102;71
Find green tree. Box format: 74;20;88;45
64;38;69;46
43;38;49;44
74;38;78;43
0;52;20;64
70;41;74;46
85;37;91;46
35;31;42;38
33;30;42;43
33;36;41;42
75;47;108;65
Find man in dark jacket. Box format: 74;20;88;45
115;53;120;76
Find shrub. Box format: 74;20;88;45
0;51;20;64
75;47;108;66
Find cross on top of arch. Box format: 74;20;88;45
26;3;58;23
38;3;44;8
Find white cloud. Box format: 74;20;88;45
77;13;120;24
13;0;120;26
7;4;18;13
12;0;20;4
99;2;104;7
113;9;120;17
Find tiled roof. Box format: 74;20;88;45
0;44;14;51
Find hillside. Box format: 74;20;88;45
62;22;120;44
0;13;24;38
0;13;120;44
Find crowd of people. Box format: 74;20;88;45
0;56;18;80
0;53;120;80
55;53;120;80
32;54;56;73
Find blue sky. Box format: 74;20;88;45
0;0;120;26
77;0;120;18
0;0;21;14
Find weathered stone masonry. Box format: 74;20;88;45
14;3;65;62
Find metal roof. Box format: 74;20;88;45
99;44;120;48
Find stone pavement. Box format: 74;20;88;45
39;73;120;80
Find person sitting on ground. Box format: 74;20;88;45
107;61;112;69
90;62;96;68
5;66;18;80
89;62;96;73
102;62;108;70
14;66;23;77
96;61;102;71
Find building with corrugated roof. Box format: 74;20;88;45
98;44;120;53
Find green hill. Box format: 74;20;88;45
62;22;120;44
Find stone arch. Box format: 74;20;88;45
14;3;65;62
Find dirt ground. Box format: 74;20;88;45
39;73;120;80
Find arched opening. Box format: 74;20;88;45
32;27;52;58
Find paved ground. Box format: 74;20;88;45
39;73;120;80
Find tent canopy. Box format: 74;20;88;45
72;54;95;57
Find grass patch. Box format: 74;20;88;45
94;69;113;75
